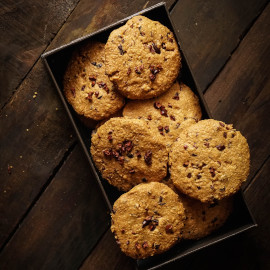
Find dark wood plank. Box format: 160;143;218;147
204;3;270;185
0;145;109;270
48;0;176;51
80;229;135;270
0;0;80;109
0;59;76;248
171;0;268;92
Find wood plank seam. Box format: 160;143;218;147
202;1;269;94
168;0;179;12
0;0;81;113
77;225;111;269
244;154;270;193
0;141;77;253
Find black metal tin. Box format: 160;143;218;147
42;2;256;269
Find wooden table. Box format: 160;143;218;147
0;0;269;269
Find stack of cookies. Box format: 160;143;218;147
63;15;250;260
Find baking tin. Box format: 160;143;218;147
42;2;256;269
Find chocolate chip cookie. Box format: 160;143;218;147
111;182;185;259
91;117;168;191
123;82;202;147
63;41;125;121
180;194;233;240
105;15;181;99
169;119;250;202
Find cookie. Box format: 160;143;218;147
180;194;233;240
63;41;125;121
123;82;202;147
111;182;185;259
90;117;168;191
169;119;250;202
105;15;181;99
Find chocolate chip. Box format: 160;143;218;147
161;42;166;49
216;145;225;151
124;140;133;152
127;67;131;75
142;241;148;249
91;80;96;87
129;169;135;174
127;153;133;158
160;106;168;117
219;122;225;127
154;244;160;250
89;76;96;81
173;92;179;100
184;145;188;150
135;150;141;159
91;62;102;68
142;178;147;182
170;115;176;121
204;142;210;148
183;162;189;167
118;44;125;55
121;229;125;233
209;167;216;177
108;135;113;142
192;153;197;156
126;240;130;245
147;115;152;120
70;88;76;98
135;242;141;249
144;150;152;165
158;126;163;131
223;132;227;138
135;67;141;74
197;174;202;179
197;186;201;190
103;149;112;157
164;126;169;133
152;42;160;54
118;156;124;165
86;92;93;101
138;26;145;36
149;73;155;81
142;216;152;228
154;102;161;109
95;91;99;97
165;224;173;234
187;173;192;178
168;103;172;108
81;85;85;91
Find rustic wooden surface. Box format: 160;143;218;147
0;0;269;269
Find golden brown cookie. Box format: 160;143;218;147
111;182;185;259
90;117;168;191
169;119;250;202
180;194;233;240
105;15;181;99
63;41;125;121
123;82;202;147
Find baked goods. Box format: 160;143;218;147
111;182;185;259
63;41;125;121
105;15;181;99
169;119;250;202
90;117;168;191
180;195;233;240
123;82;202;147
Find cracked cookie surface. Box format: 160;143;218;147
111;182;185;259
64;41;125;121
90;117;168;191
105;15;181;99
123;82;202;147
169;119;250;202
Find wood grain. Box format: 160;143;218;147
171;0;268;92
0;145;109;270
80;229;135;270
204;3;270;185
0;59;76;248
0;0;80;109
